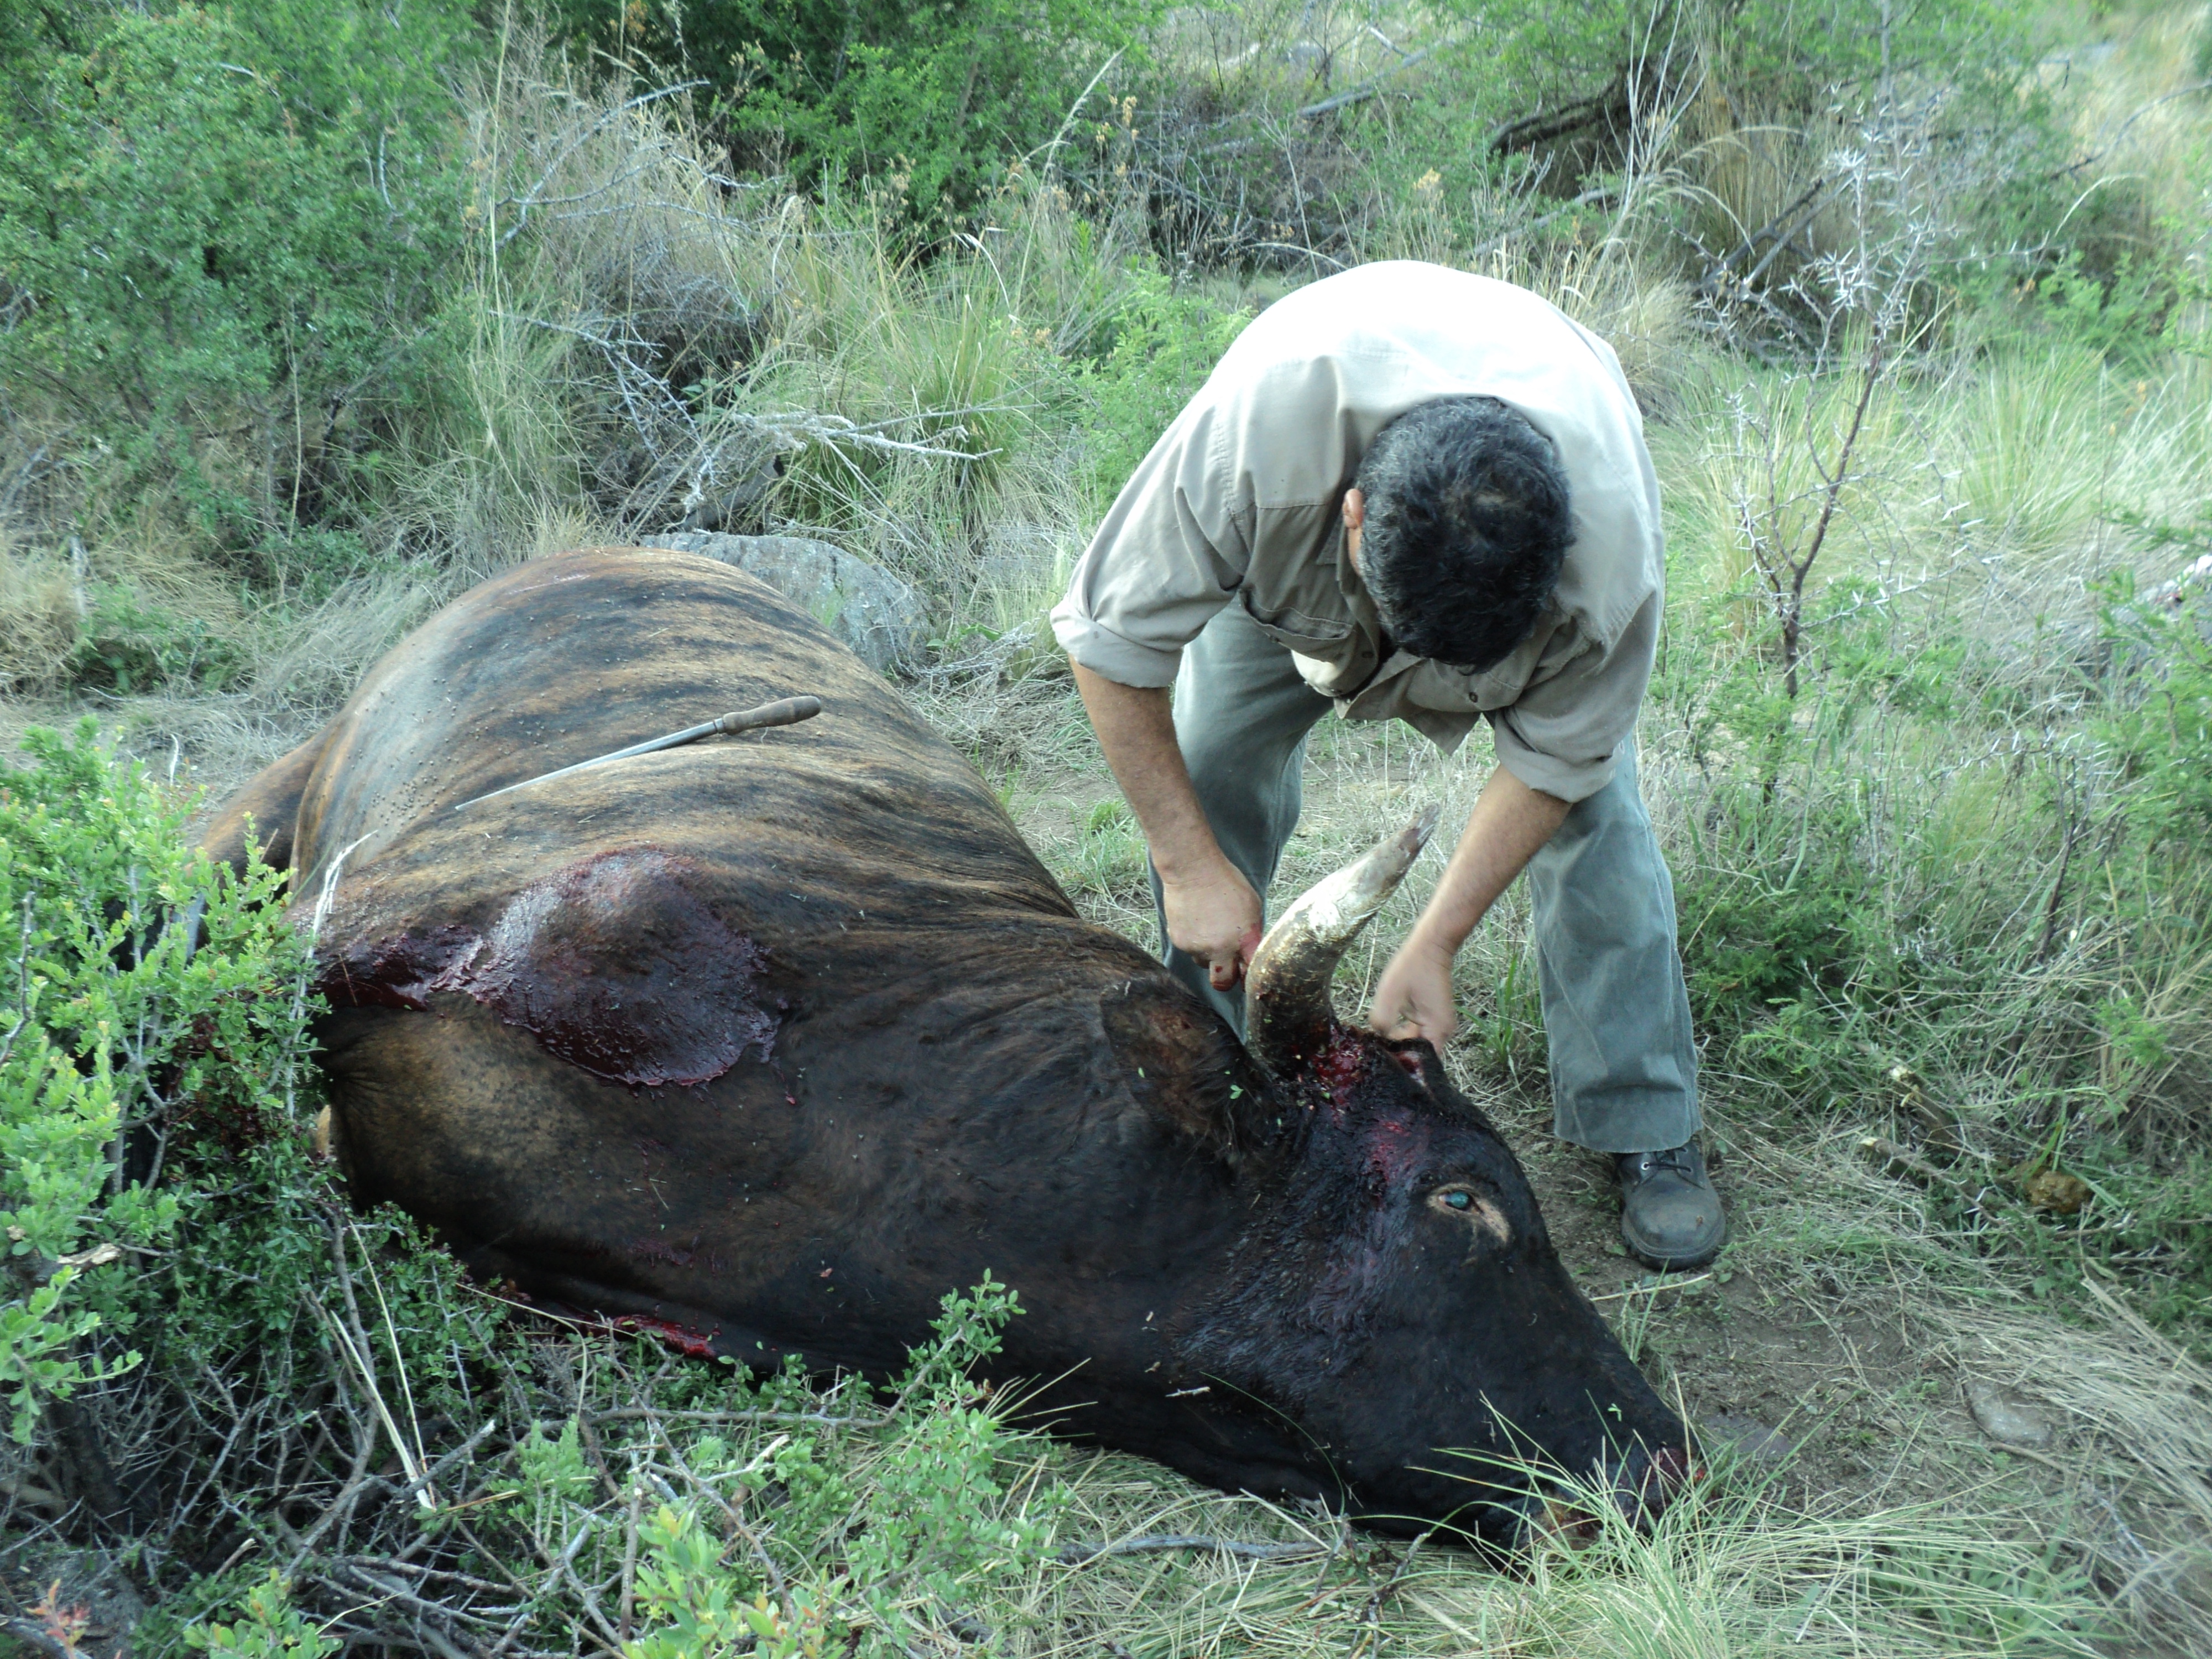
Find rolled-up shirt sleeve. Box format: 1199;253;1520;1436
1051;403;1248;687
1488;586;1657;803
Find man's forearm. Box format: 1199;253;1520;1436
1071;661;1227;879
1073;659;1262;988
1409;766;1571;954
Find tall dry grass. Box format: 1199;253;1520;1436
0;534;79;693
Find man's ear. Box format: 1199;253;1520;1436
1342;487;1365;574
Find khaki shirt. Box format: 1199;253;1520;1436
1050;262;1663;803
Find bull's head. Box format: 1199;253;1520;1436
1169;812;1688;1544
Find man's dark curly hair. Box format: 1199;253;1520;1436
1353;395;1573;671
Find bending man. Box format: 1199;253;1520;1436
1051;260;1723;1271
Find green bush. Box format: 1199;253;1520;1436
0;2;476;567
1076;270;1248;508
0;719;311;1442
70;583;251;693
179;1572;337;1659
2095;549;2212;848
552;0;1155;231
627;1278;1057;1657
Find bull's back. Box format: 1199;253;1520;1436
297;549;1042;893
272;548;1109;1052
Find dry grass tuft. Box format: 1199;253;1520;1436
1939;1281;2212;1651
982;1438;2108;1659
0;534;81;692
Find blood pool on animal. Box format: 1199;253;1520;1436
319;847;777;1087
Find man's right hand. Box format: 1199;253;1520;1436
1072;661;1265;990
1160;860;1265;990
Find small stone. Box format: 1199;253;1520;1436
1965;1380;2057;1449
1699;1412;1794;1464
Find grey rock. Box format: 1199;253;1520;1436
641;531;922;675
1699;1412;1795;1464
1965;1379;2058;1449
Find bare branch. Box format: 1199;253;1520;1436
1296;46;1436;120
1058;1533;1326;1567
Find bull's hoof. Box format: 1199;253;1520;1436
1616;1143;1726;1271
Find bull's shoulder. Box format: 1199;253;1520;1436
200;724;336;884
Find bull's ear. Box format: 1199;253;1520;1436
1383;1036;1503;1134
1099;976;1280;1165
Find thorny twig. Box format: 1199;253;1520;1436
1057;1533;1327;1566
1350;1530;1431;1658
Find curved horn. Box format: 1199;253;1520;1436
1244;805;1442;1078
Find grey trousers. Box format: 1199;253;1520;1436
1150;604;1699;1155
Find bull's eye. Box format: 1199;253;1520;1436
1430;1185;1512;1244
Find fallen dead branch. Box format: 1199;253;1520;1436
1057;1532;1327;1567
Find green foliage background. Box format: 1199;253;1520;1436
550;0;1157;226
0;0;477;571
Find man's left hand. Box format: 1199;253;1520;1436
1365;766;1569;1047
1368;933;1459;1045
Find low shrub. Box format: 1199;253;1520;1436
1648;496;2212;1338
0;722;1073;1652
0;1;476;565
0;720;311;1442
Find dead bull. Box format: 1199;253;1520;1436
205;546;1687;1541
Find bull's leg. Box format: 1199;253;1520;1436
199;726;335;883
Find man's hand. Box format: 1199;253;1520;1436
1161;861;1265;990
1072;661;1265;989
1368;932;1458;1044
1366;766;1572;1045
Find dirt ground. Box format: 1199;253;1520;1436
1508;1105;1955;1503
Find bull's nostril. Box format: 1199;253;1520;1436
1624;1443;1697;1525
1649;1443;1695;1493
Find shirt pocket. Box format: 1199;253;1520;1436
1236;589;1353;656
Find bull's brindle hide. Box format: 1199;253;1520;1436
204;547;1685;1538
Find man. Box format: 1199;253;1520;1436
1050;260;1723;1271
